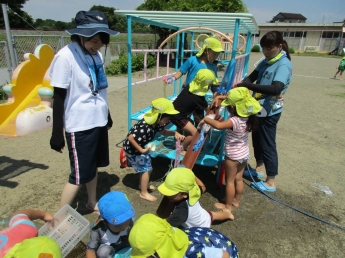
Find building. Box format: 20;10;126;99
254;13;345;54
269;12;307;23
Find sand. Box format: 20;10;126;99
1;53;345;257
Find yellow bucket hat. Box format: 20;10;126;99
143;98;179;125
189;69;219;96
129;213;188;258
158;167;201;206
4;236;62;258
221;87;262;117
196;36;224;57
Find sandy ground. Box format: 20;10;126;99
1;53;345;257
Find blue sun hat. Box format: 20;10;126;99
66;10;119;37
98;191;135;226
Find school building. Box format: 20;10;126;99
253;13;345;54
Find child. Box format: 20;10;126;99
202;87;262;219
333;56;345;79
129;213;239;258
123;98;185;202
86;191;135;258
0;209;61;257
167;36;224;150
158;167;234;227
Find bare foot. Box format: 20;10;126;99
138;185;156;191
139;192;157;202
221;207;235;220
232;201;240;208
214;202;226;210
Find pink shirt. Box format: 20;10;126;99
224;116;249;161
0;214;38;256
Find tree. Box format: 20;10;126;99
0;0;35;28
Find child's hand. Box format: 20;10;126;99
141;147;150;154
175;132;185;141
166;76;175;84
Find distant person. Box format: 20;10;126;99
204;87;261;219
333;56;345;79
128;213;239;258
0;209;61;257
86;191;135;258
158;167;234;226
123;98;185;202
236;30;293;192
166;37;224;151
49;10;119;210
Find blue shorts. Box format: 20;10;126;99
125;153;152;173
65;126;109;185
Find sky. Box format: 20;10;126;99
22;0;344;24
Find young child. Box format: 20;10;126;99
158;167;233;227
86;191;135;258
129;213;239;258
123;98;185;202
333;56;345;79
167;37;224;150
202;87;262;219
0;209;61;257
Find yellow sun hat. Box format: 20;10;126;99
143;98;179;125
221;87;262;117
189;69;219;96
4;236;62;258
158;167;201;206
129;213;188;258
196;36;224;57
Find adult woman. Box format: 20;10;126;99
237;31;292;192
49;10;119;210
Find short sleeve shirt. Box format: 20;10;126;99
180;56;218;86
0;214;38;257
182;227;239;258
254;57;292;116
123;119;165;155
87;219;133;253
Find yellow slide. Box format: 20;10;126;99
0;44;54;136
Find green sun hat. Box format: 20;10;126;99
143;98;179;125
189;68;219;96
221;87;262;117
158;167;201;206
196;36;224;57
129;214;188;258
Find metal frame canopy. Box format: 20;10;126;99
114;10;259;35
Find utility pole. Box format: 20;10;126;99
2;4;17;71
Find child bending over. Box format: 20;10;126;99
123;98;185;202
158;167;233;227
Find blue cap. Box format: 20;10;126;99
98;191;135;226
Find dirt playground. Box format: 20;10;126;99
1;53;345;257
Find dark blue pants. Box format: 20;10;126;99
252;113;281;177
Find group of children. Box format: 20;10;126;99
1;35;263;258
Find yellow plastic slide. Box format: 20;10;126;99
0;44;54;136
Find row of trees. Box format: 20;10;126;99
0;0;248;33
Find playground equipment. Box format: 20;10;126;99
0;44;54;137
115;10;258;182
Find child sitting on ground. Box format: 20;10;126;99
123;98;185;202
86;191;135;258
158;167;234;227
0;209;61;257
202;87;261;219
129;213;239;258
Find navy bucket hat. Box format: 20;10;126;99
66;10;119;37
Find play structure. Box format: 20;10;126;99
0;44;54;137
115;10;258;181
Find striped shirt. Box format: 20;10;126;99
224;116;249;161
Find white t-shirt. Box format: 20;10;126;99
49;43;108;133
